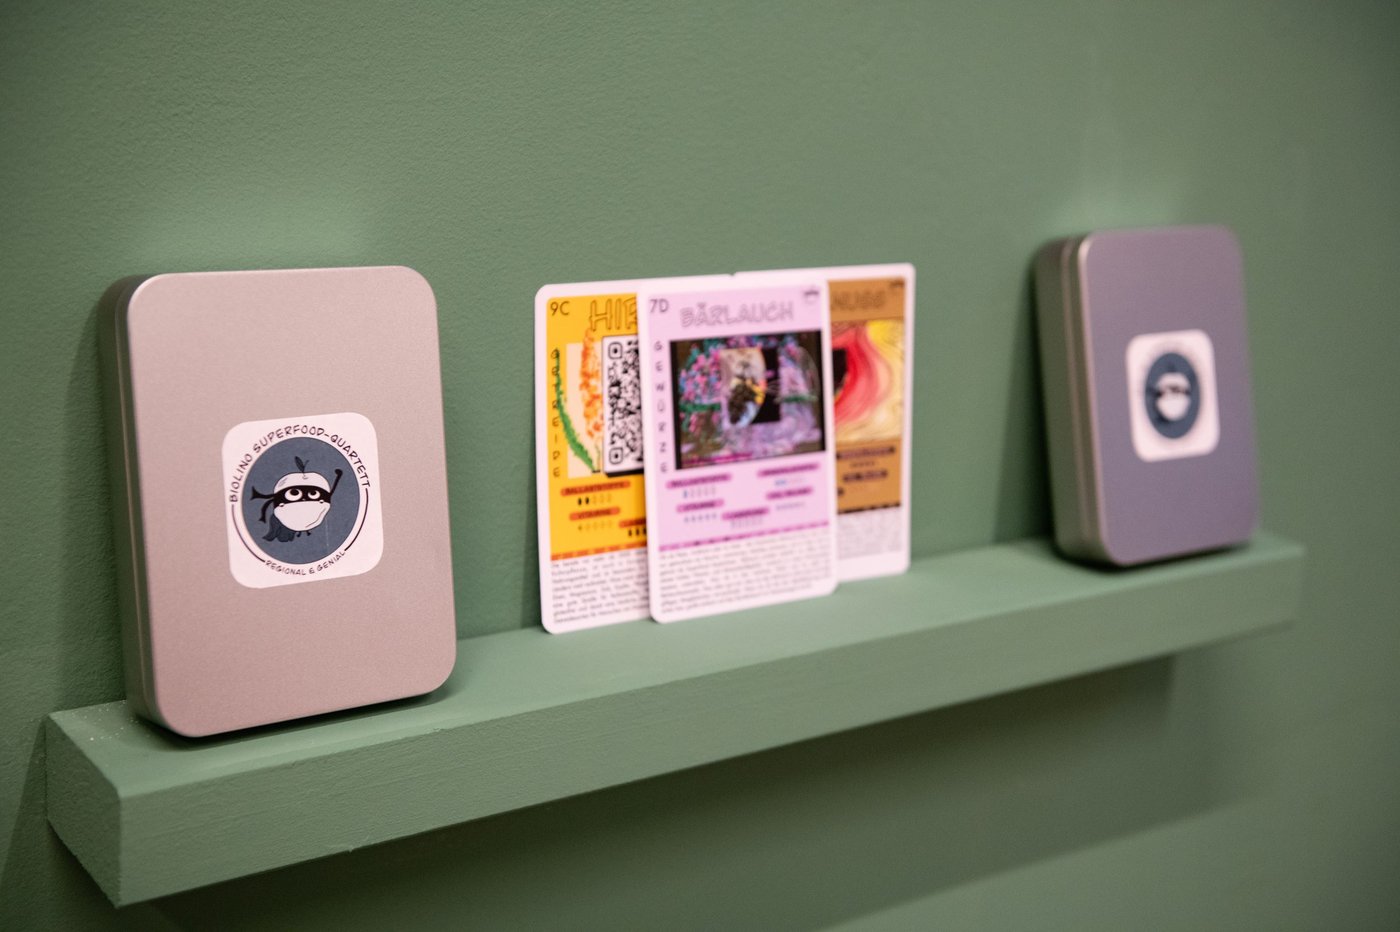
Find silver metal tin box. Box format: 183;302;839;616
1034;226;1258;566
99;267;456;735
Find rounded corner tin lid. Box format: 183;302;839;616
1072;225;1256;564
126;264;436;318
1075;225;1244;289
121;264;454;735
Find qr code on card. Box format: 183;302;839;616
602;335;644;474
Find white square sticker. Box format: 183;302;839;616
222;412;384;588
1125;329;1220;462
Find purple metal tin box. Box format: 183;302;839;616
1034;226;1259;566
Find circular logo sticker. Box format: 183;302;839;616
241;437;360;563
1125;329;1221;462
223;413;383;588
1143;351;1201;439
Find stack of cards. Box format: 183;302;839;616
534;264;914;632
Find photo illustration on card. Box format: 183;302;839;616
670;331;826;470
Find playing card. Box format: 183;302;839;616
637;275;838;622
534;277;725;632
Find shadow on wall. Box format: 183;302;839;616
995;264;1052;542
438;309;542;638
0;304;133;929
55;300;125;735
150;654;1258;931
519;418;540;629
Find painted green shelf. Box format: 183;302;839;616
47;533;1303;906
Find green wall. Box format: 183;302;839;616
3;1;1397;927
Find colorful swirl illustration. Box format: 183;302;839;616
832;320;903;442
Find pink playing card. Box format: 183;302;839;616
637;276;838;622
